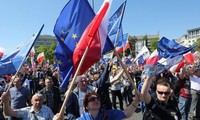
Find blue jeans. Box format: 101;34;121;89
178;96;192;120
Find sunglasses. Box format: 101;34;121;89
157;91;170;95
88;96;100;102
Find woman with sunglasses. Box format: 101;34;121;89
77;92;141;120
141;70;181;120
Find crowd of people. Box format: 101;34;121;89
0;57;200;120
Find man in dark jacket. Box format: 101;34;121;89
141;69;181;120
40;77;61;114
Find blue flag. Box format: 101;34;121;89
0;25;44;75
108;0;126;47
54;0;95;89
158;37;195;59
122;33;128;47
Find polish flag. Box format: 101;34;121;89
73;0;112;75
170;60;184;73
145;49;159;65
0;47;5;58
170;51;195;73
184;51;195;64
116;42;130;53
37;52;45;64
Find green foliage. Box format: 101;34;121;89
35;42;57;64
143;35;148;47
193;38;200;51
149;39;159;52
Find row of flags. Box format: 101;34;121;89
135;37;195;74
0;0;196;90
54;0;196;88
0;0;129;81
29;47;46;69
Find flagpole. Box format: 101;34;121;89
58;45;90;118
123;43;125;57
113;49;139;94
110;0;127;59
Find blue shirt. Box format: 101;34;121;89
77;109;126;120
10;86;31;109
16;105;54;120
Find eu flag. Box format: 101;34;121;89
108;0;127;47
54;0;95;89
158;37;195;59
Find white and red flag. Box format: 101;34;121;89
134;46;150;66
170;51;195;73
37;52;45;64
116;41;130;53
145;49;159;65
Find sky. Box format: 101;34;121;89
0;0;200;53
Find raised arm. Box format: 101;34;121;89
110;69;124;84
141;76;155;104
1;91;18;117
123;92;142;118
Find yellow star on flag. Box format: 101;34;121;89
72;34;77;39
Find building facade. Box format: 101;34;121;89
129;34;160;55
176;27;200;47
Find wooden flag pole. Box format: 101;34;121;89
58;46;90;118
113;49;139;94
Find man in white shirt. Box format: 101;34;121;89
65;75;96;119
188;62;200;120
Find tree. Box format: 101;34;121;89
36;42;57;64
193;38;200;51
149;39;159;52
